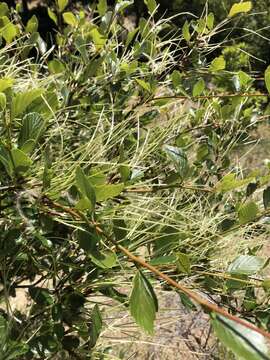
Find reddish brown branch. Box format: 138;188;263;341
43;196;270;341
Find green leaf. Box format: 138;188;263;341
149;255;176;266
90;250;117;269
0;92;6;110
48;59;65;74
144;0;157;14
126;27;138;47
176;252;191;274
48;8;58;25
94;183;124;201
136;79;151;93
57;0;68;12
182;21;191;42
179;292;196;311
26;15;38;33
76;228;100;253
210;56;226;72
263;187;270;209
129;270;158;334
227;255;265;275
18;112;45;153
11;88;44;118
212;315;269;360
0;144;12;176
228;1;252;17
89;305;102;348
192;78;205;97
171;70;182;88
89;28;106;50
264;66;270;95
75;167;96;210
0;3;9;17
215;173;257;193
29;287;53;306
115;0;134;13
164;145;188;179
206;13;214;29
97;0;107;16
11;148;32;174
0;77;13;92
5;342;29;359
0;16;18;43
238;201;259;224
63;12;78;27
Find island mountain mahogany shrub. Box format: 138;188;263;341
0;1;270;359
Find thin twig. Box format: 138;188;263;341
148;92;269;103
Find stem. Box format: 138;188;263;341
117;244;270;340
43;197;270;341
148;92;269;103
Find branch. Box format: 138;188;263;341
42;196;270;341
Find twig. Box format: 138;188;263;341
148;92;269;103
43;196;270;341
126;183;213;193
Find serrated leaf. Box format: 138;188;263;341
238;201;259;224
57;0;68;12
192;78;205;97
97;0;107;16
227;255;265;275
212;315;269;360
265;66;270;95
130;271;158;334
94;183;124;201
11;88;44;118
75;167;96;210
228;1;252;17
63;12;78;27
263;187;270;209
89;305;102;348
210;56;226;72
